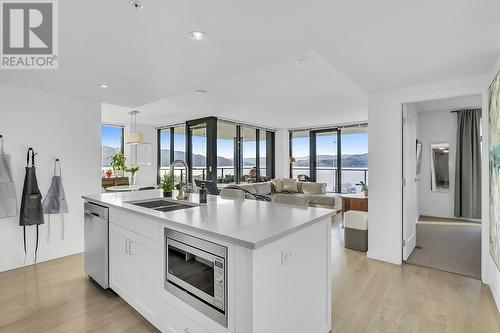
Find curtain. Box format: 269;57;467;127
454;109;482;219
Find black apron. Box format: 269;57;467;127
19;148;44;261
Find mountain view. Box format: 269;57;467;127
294;153;368;168
102;145;121;167
160;149;266;167
105;146;367;169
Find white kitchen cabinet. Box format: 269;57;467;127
109;222;160;328
109;222;133;303
163;301;209;333
131;231;160;324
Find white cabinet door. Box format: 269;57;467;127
109;223;133;302
131;232;160;325
164;302;209;333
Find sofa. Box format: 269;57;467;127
232;178;342;212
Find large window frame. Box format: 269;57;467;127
101;124;124;170
289;124;368;193
157;118;275;185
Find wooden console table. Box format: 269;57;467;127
341;194;368;217
102;177;129;189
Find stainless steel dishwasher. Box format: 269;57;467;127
84;202;109;289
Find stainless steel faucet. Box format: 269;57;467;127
169;159;193;194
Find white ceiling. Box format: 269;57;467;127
102;51;367;127
414;95;483;113
4;0;500;127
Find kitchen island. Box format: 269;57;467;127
82;189;333;333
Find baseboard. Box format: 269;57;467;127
419;215;481;223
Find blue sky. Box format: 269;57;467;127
102;125;122;148
293;132;368;157
155;128;367;158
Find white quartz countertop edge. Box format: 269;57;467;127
82;191;334;250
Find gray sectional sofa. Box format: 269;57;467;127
230;178;341;212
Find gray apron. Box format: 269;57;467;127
20;148;44;261
42;159;68;241
0;135;17;218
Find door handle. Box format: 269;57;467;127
129;241;133;256
125;239;130;254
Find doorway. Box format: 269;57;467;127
402;95;482;279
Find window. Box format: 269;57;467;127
159;128;171;170
158;119;275;185
101;125;124;169
341;128;368;193
217;122;236;184
290;130;310;179
190;123;208;181
314;130;339;192
240;126;257;183
259;130;267;179
289;125;368;193
158;125;186;183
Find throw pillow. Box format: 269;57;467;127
282;178;298;193
271;178;283;193
302;182;326;194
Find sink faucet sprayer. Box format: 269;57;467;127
168;160;193;195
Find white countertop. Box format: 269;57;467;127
82;190;334;249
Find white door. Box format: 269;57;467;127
402;105;418;260
109;223;134;301
131;232;160;325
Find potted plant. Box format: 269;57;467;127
160;173;175;197
109;152;126;177
126;164;139;187
104;169;113;178
356;181;368;197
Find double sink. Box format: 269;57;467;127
128;199;196;212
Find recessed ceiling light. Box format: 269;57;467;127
296;56;309;66
195;89;207;94
189;31;207;41
99;84;109;89
130;0;143;10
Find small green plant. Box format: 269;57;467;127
109;152;126;171
356;181;368;196
356;181;368;192
160;173;175;192
126;164;139;175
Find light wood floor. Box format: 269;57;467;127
331;216;500;333
0;218;499;333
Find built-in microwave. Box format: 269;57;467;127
164;229;228;327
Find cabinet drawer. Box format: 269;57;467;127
164;302;209;333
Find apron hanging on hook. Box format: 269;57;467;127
19;148;44;263
0;135;17;218
42;158;68;241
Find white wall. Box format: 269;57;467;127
274;129;290;178
123;123;158;187
368;75;489;265
417;110;457;219
0;85;101;272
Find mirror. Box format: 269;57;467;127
430;143;450;192
416;139;422;178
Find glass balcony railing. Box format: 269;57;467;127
159;166;269;185
159;166;368;193
292;167;368;193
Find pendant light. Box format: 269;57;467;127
127;111;143;145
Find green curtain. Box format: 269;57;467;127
454;109;482;219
